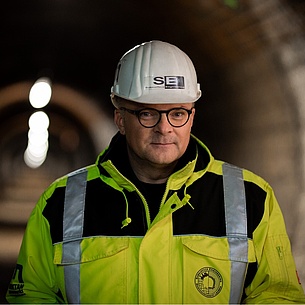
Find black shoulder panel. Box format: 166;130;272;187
173;172;226;236
43;177;147;244
173;172;266;238
244;180;266;238
83;179;147;237
43;187;65;244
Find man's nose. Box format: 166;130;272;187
153;113;172;132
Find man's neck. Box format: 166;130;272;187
132;167;172;184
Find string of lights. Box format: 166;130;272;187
24;78;52;168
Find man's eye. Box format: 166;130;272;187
174;111;183;117
139;110;157;119
171;110;186;118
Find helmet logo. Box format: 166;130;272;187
151;76;185;89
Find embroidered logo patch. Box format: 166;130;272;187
194;267;223;298
8;264;25;296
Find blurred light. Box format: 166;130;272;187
24;111;50;168
29;77;52;108
24;148;47;168
28;130;49;146
28;111;50;130
27;141;49;157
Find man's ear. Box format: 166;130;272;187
190;107;195;127
114;109;125;135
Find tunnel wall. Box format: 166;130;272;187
194;46;305;283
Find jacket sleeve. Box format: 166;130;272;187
244;184;305;303
6;193;64;304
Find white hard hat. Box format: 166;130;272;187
111;40;201;104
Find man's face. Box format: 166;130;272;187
114;100;195;168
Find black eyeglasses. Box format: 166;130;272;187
120;107;194;128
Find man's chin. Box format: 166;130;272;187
148;155;179;167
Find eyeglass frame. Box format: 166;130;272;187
119;106;195;128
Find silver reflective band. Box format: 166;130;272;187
62;168;88;304
223;163;248;304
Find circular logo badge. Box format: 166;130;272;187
194;267;223;298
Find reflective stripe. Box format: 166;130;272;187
62;168;88;304
223;163;248;304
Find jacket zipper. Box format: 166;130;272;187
105;160;152;229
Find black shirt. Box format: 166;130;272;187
135;180;166;221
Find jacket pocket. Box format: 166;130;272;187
181;235;256;303
53;237;130;304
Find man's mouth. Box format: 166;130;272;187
151;141;174;145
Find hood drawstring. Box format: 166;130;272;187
182;185;194;210
121;184;193;229
121;190;132;229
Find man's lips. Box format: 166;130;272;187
151;142;175;146
150;137;176;146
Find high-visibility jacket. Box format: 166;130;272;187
7;133;305;304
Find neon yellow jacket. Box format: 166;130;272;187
7;133;305;303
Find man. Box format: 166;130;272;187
6;40;305;303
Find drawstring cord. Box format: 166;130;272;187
182;185;194;210
121;184;193;229
121;191;132;229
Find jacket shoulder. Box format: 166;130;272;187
209;159;271;191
